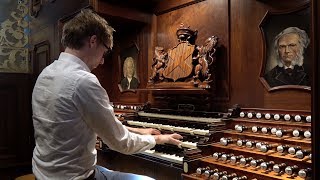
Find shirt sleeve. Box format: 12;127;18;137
72;73;156;154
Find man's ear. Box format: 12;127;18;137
89;35;98;48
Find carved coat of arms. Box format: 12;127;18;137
163;42;195;81
148;23;219;89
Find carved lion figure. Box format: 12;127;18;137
193;36;218;81
149;46;168;82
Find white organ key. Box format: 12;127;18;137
160;124;174;131
180;141;197;149
141;150;183;164
144;122;161;129
193;129;210;135
127;121;145;126
173;126;194;134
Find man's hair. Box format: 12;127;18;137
273;27;310;67
123;57;135;77
61;9;114;50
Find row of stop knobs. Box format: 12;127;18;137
211;152;311;178
239;112;311;123
196;167;247;180
234;124;311;138
220;137;311;159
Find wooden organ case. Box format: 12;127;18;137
182;107;312;180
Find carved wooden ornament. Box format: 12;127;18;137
148;24;218;89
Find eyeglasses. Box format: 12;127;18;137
102;42;111;56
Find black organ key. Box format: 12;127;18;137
273;163;286;173
285;165;299;175
250;159;264;167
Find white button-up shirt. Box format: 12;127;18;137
32;52;156;180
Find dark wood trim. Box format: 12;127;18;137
33;40;50;75
311;0;319;179
155;0;206;15
213;0;231;102
94;1;152;24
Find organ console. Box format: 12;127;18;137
181;107;312;180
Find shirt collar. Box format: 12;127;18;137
58;52;90;72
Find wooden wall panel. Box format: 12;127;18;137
0;74;32;168
230;0;311;110
155;0;230;104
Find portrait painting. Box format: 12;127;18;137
118;43;140;92
259;6;311;91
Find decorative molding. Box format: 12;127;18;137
0;0;30;73
33;40;50;75
30;0;56;18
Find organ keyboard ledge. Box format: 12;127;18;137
137;111;224;123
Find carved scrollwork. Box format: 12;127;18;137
0;0;30;73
